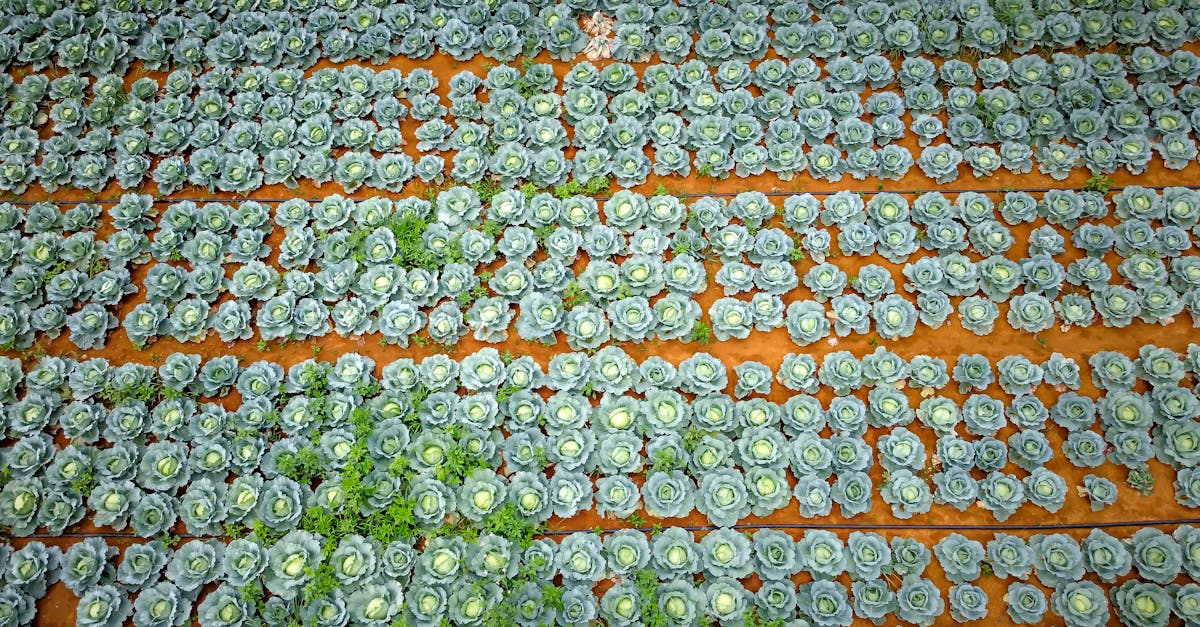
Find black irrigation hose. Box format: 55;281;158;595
679;184;1200;198
10;517;1200;542
544;518;1200;536
7;183;1200;205
12;532;202;541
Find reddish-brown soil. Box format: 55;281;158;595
11;46;1200;626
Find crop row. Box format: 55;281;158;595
1;342;1197;544
6;48;1200;193
0;0;1193;77
4;525;1200;627
1;186;1196;351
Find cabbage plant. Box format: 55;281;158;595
881;470;932;519
1050;580;1109;627
895;576;945;627
696;468;750;527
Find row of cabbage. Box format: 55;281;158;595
3;343;1198;545
0;0;1193;77
3;525;1200;627
4;186;1197;351
8;48;1200;194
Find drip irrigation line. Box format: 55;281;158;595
11;517;1200;542
12;532;200;540
542;518;1200;536
7;183;1200;205
668;184;1195;198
